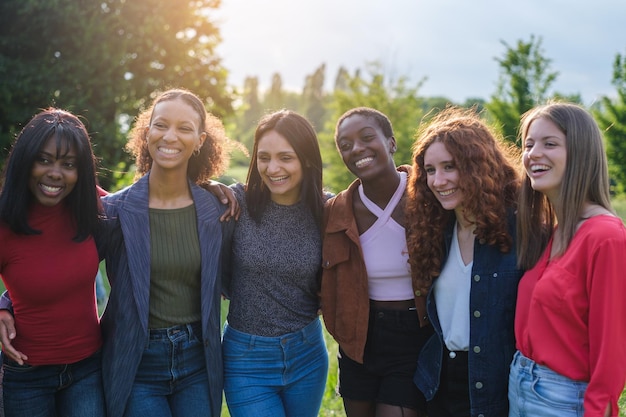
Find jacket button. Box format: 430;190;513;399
323;260;330;268
475;381;483;389
473;274;480;282
415;290;421;297
473;310;481;318
473;346;481;354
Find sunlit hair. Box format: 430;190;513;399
126;88;230;183
0;108;100;240
516;101;613;269
334;107;394;142
406;106;520;294
246;109;324;229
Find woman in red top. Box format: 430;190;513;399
510;102;626;417
0;108;105;416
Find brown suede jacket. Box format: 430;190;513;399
320;165;429;364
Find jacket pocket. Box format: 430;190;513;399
321;232;350;270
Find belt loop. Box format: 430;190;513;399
527;355;535;376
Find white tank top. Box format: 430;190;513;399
359;172;414;301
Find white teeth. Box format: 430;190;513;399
159;147;180;154
531;164;550;172
270;176;288;182
41;184;62;193
355;157;373;168
438;189;455;196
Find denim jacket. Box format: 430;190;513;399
414;211;522;417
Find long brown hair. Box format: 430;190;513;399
245;110;325;229
516;102;613;269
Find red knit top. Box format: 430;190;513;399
0;203;102;365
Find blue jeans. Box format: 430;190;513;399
1;350;105;417
222;318;329;417
124;322;211;417
508;351;587;417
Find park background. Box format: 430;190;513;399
1;0;625;415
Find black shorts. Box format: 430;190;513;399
337;307;432;410
427;347;471;417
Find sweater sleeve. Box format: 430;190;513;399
0;290;12;314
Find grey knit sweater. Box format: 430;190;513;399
225;184;322;337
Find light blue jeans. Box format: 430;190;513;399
124;322;212;417
508;350;587;417
1;349;105;417
222;318;328;417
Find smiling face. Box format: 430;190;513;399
147;98;206;174
423;141;464;216
29;136;78;206
522;117;567;202
335;114;396;181
257;130;303;205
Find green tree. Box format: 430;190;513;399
486;35;559;144
265;73;285;112
0;0;232;189
594;51;626;194
302;63;327;132
262;72;301;113
237;76;262;148
320;62;426;193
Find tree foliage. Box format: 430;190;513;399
0;0;232;189
485;35;559;144
594;51;626;194
302;63;327;132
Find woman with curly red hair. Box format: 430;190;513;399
406;106;523;417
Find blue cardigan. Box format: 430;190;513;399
414;211;522;417
98;174;233;417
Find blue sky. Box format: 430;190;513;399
214;0;626;106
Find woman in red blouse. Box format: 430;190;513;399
510;101;626;417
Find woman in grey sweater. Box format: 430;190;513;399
222;110;328;417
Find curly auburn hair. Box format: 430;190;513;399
406;107;521;295
126;88;231;183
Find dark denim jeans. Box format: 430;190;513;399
123;322;211;417
1;350;105;417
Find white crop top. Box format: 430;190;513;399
359;172;414;301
